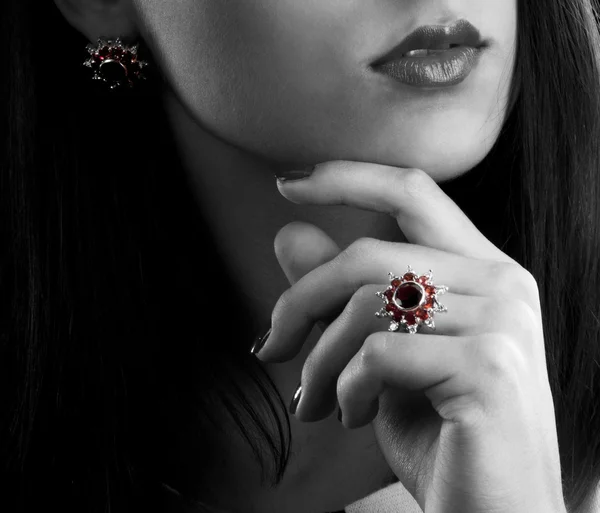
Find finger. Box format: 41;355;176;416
277;161;513;263
295;289;537;422
274;221;341;285
274;222;342;332
335;331;524;429
257;240;537;362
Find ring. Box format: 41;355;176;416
375;265;449;334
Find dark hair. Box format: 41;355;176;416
1;1;599;512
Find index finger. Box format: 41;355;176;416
277;161;514;264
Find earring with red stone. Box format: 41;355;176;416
83;37;149;90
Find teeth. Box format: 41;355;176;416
404;49;429;57
404;43;458;57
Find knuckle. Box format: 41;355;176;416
399;167;432;202
357;333;386;373
338;237;380;270
346;236;378;258
487;261;517;295
520;268;541;306
516;265;539;292
491;298;539;337
474;333;527;385
489;262;539;304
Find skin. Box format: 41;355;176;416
50;1;569;512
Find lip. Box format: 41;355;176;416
371;19;486;66
369;19;488;88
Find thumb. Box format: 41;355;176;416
274;221;341;285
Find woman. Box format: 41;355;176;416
1;0;600;512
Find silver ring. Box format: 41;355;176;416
375;265;449;334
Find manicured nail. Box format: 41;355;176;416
250;326;271;355
289;383;302;414
275;165;315;182
337;407;343;423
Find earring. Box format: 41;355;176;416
83;37;149;90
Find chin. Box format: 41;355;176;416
389;131;498;184
410;152;487;183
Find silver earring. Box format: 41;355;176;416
83;37;149;90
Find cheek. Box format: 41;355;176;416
134;0;250;110
134;0;347;159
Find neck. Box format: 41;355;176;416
163;89;404;322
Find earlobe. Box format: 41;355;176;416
53;0;138;43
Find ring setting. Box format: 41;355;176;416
375;265;449;334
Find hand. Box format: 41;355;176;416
257;161;568;513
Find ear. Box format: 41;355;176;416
53;0;138;42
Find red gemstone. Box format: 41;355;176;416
403;312;416;324
418;275;429;284
93;53;103;63
391;279;401;287
425;285;436;296
424;298;434;309
416;309;430;320
384;289;394;300
99;46;109;57
403;272;417;282
386;303;404;321
394;283;423;309
112;47;123;58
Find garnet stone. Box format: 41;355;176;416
393;282;423;309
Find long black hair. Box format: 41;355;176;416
1;1;599;512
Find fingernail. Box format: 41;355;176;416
275;165;315;182
337;407;343;423
250;326;271;355
289;383;302;414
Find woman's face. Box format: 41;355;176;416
133;0;517;180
